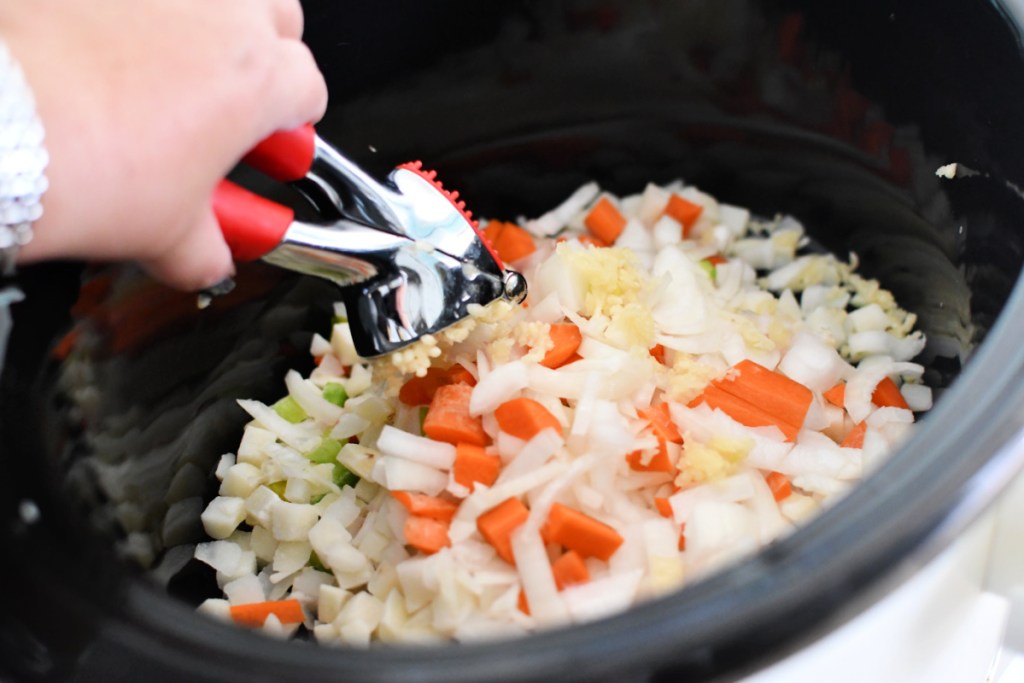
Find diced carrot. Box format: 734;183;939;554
541;503;623;561
826;378;908;411
70;272;113;317
452;443;502;490
398;366;449;406
841;421;867;449
518;588;530;615
692;360;811;440
552;550;590;590
704;360;812;441
872;376;909;410
584;196;627;244
483;220;506;244
484;220;536;263
577;234;609;248
494;397;562;440
444;363;477;387
390;491;459;523
691;384;802;442
50;327;80;361
649;343;667;365
705;254;728;265
765;471;792;501
654;497;673;518
403;515;451;555
229;599;305;628
399;364;479;407
626;437;674;473
477;497;529;564
422;383;489;446
562;352;584;365
540;323;583;369
823;383;845;408
638;403;683;444
482;221;509;262
678;524;687;551
664;194;704;237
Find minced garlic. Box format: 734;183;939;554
560;243;657;350
666;355;718;404
675;435;753;487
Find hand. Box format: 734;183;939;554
2;0;328;290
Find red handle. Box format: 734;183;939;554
242;123;317;182
213;180;294;261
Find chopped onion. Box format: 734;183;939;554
668;472;756;524
636;183;671;227
685;500;758;564
198;175;931;646
524;182;600;237
511;527;567;624
845;357;924;423
284;370;344;423
901;383;933;411
331;412;371;440
224;573;266;605
376;456;449;496
778;332;849;393
237;399;321;453
471;361;528;415
562;570;644;623
377;425;456;470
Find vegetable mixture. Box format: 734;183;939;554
194;179;930;644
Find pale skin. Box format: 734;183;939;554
3;0;328;290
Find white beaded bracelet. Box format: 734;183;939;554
0;40;47;276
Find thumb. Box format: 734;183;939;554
139;207;236;291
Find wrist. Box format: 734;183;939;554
0;38;47;276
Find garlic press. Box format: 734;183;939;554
213;125;526;358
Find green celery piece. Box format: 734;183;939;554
268;480;287;499
307;438;343;464
322;382;348;407
418;406;429;434
333;462;359;488
273;396;308;424
308;550;329;573
310;492;327;505
698;258;717;280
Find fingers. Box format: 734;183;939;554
141;4;322;293
268;0;305;39
269;39;329;128
140;208;236;291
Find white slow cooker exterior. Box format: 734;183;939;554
743;457;1024;682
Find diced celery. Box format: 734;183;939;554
698;258;717;280
310;493;327;505
268;480;288;499
272;396;308;424
322;382;348;407
306;438;344;464
418;406;429;434
332;462;359;488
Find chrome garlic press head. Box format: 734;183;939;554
213;125;526;358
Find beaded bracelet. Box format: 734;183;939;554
0;40;47;276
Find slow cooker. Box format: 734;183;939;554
4;0;1024;680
